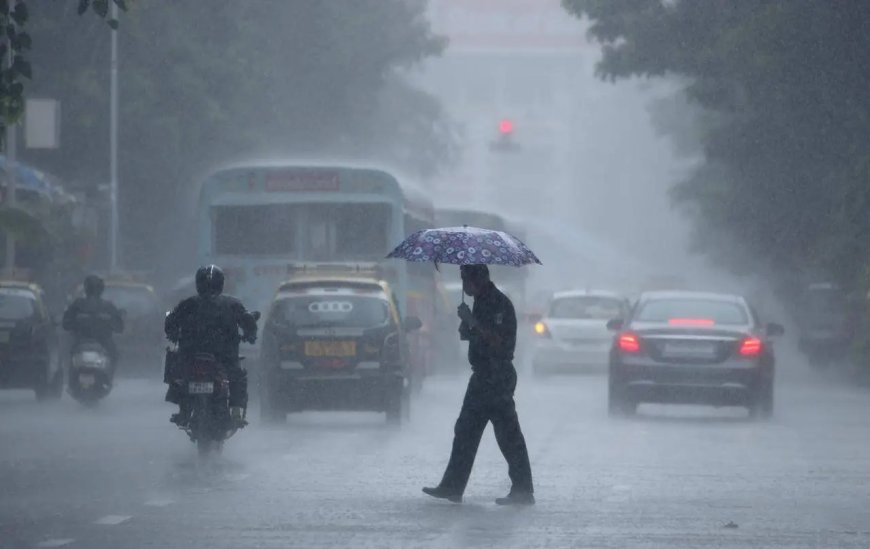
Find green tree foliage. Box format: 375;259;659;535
563;0;870;291
15;1;453;274
0;0;125;137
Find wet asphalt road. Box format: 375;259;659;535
1;349;870;549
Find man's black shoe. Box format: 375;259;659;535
495;491;535;506
422;486;462;503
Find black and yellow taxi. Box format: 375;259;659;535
258;276;422;423
0;281;62;400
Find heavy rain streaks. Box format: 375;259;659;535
1;1;870;549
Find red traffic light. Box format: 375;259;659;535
498;119;514;135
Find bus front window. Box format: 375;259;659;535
214;203;391;260
304;203;391;260
213;205;298;255
333;204;390;257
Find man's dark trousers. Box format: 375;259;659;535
439;365;533;494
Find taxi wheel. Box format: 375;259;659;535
386;385;406;425
260;398;286;424
35;364;63;402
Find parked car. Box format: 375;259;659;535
531;290;630;375
259;276;422;424
0;281;62;400
607;291;783;418
796;282;853;368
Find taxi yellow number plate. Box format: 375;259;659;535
305;341;356;357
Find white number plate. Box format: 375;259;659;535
79;373;96;387
663;342;717;358
188;382;214;394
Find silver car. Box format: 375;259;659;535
531;290;630;375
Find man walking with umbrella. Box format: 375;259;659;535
422;264;534;505
387;225;540;504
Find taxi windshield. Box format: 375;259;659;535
0;292;35;320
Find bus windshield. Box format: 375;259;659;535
213;202;392;260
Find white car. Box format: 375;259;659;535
531;290;631;375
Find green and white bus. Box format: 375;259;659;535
196;163;438;382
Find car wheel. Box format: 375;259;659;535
259;382;285;424
386;383;406;425
260;395;286;424
47;367;64;399
749;381;774;419
401;386;411;422
608;377;636;417
35;360;63;402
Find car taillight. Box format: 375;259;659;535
533;321;550;338
739;337;763;356
618;332;641;353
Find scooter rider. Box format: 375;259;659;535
164;265;258;427
63;274;124;369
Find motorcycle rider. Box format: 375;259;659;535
62;274;124;370
164;265;258;428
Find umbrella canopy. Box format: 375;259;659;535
387;226;541;267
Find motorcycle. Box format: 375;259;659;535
168;312;259;457
68;341;113;404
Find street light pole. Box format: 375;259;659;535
4;4;17;278
109;0;119;274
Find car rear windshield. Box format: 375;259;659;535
272;295;390;329
804;290;848;315
549;296;624;320
0;292;35;320
636;298;748;325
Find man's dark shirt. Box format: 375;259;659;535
462;282;517;375
165;295;257;365
63;296;124;343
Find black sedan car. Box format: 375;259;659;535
0;282;62;401
607;291;783;418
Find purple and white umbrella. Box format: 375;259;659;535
387;226;542;267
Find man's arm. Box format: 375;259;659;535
463;298;517;352
164;301;185;343
234;302;258;343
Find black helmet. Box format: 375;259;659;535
195;265;224;297
84;274;105;298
